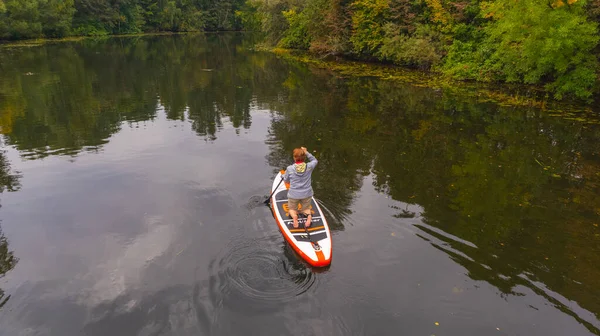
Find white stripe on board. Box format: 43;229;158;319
291;230;327;236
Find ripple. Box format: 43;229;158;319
208;235;318;313
244;195;269;211
315;198;355;230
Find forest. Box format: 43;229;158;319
243;0;600;100
0;0;248;38
1;0;600;100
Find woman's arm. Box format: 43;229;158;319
302;147;318;169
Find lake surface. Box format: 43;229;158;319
0;33;599;336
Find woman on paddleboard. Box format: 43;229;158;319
282;147;318;228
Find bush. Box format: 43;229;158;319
442;0;599;99
278;9;311;49
349;0;389;55
378;24;444;70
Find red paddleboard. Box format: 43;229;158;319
270;171;332;267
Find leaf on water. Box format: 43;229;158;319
435;322;440;326
391;232;396;236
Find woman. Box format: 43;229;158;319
282;147;318;228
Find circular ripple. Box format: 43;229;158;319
208;235;318;312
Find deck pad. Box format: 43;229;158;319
273;189;328;243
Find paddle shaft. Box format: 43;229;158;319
264;175;284;204
300;213;320;248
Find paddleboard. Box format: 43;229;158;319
270;170;332;267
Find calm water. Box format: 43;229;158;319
0;33;599;336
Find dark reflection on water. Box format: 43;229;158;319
0;148;21;309
0;33;599;335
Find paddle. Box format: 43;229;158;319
299;213;321;250
264;175;285;205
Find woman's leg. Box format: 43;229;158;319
301;198;312;227
290;209;299;228
288;199;299;228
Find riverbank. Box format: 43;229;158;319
2;32;598;122
259;47;600;120
0;32;196;48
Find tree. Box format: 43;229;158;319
443;0;599;99
482;0;599;99
41;0;76;37
1;0;44;39
349;0;389;55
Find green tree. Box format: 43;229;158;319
0;0;43;39
235;0;262;31
378;24;445;69
349;0;389;55
278;8;311;49
41;0;76;37
444;0;599;99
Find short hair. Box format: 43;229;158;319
293;148;306;162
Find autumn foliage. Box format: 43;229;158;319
247;0;600;100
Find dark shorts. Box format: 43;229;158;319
288;197;312;215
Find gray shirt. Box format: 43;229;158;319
282;152;318;199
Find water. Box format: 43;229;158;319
0;33;599;336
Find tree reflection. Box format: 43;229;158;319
0;228;18;309
0;148;21;309
0;32;599;331
264;69;600;331
0;33;259;156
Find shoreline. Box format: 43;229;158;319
0;32;185;48
259;47;600;118
1;32;598;120
0;31;249;48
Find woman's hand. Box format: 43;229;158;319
301;147;308;154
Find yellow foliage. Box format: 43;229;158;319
425;0;450;25
551;0;577;8
282;9;296;19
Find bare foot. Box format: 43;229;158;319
305;214;312;227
